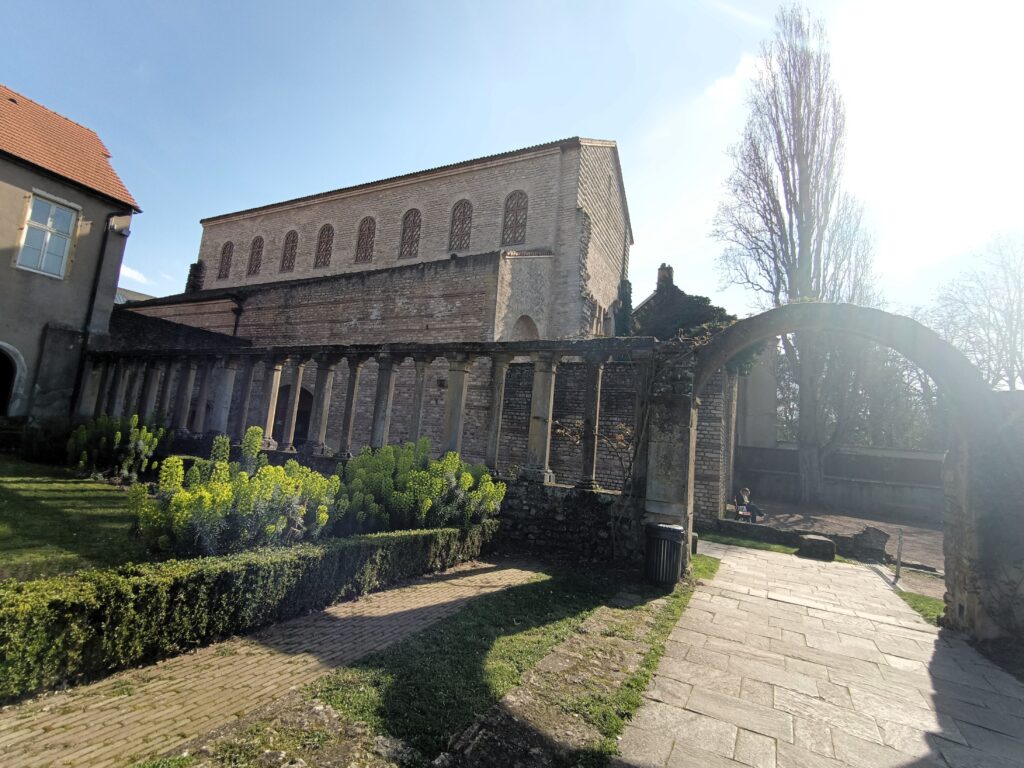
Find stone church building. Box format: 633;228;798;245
107;138;645;478
130;137;631;344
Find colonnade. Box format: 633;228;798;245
75;339;655;484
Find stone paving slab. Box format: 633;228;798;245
617;542;1024;768
0;560;539;768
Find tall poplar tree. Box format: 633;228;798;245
714;4;876;503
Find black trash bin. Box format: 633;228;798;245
645;524;687;585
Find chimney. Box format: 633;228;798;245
657;263;674;289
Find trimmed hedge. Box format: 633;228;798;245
0;521;498;702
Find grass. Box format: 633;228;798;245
701;530;853;563
570;554;720;763
0;455;147;580
312;568;622;761
700;530;798;554
138;555;722;767
897;590;946;626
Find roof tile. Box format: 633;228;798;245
0;83;139;211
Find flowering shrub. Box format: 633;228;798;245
66;414;166;481
331;439;506;536
134;432;340;556
132;429;505;557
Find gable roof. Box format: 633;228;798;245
0;83;140;212
200;137;632;236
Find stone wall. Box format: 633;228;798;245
494;482;644;565
693;369;729;526
130;252;503;344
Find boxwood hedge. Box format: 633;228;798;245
0;521;497;702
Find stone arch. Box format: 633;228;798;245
689;303;1016;637
510;314;540;342
0;341;28;417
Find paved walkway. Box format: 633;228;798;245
617;542;1024;768
0;560;538;768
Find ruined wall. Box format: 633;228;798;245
495;482;644;564
129;253;502;345
693;369;729;526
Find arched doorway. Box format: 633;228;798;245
0;350;15;416
271;385;313;446
0;342;27;417
691;303;1019;638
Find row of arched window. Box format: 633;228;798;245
216;190;529;280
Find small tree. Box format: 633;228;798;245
930;237;1024;391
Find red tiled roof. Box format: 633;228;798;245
0;84;140;211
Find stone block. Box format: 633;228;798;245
798;534;836;562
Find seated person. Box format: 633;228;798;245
735;487;765;523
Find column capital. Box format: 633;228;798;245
531;351;560;372
490;352;514;366
314;352;344;368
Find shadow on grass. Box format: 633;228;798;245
0;457;147;579
250;564;664;764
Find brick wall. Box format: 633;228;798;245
130;253;502;345
693;369;729;526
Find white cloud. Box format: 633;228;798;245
703;0;771;28
120;264;150;285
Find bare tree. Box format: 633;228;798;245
714;4;876;503
930;237;1024;391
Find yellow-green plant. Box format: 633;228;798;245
66;414;166;481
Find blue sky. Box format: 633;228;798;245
4;0;1022;315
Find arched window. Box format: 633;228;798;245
501;190;528;246
399;209;421;260
246;236;264;276
280;230;297;272
449;199;472;251
315;224;334;268
217;241;234;279
355;216;376;263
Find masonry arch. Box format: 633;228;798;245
510;314;540;342
691;303;1017;638
0;342;28;417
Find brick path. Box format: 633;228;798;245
617;542;1024;768
0;560;538;768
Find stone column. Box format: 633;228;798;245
191;358;216;434
520;352;559;483
369;354;397;450
409;356;430;442
644;359;698;546
484;354;512;470
279;356;307;453
92;358;112;418
629;360;654;497
106;358;128;417
172;359;198;432
123;360;144;418
210;357;238;435
232;358;258;440
339;355;366;458
139;361;163;422
441;354;472;455
577;357;605;490
76;358;103;419
306;354;340;455
156;360;178;426
260;356;284;450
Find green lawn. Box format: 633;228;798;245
0;456;147;580
897;590;945;626
701;530;853;563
